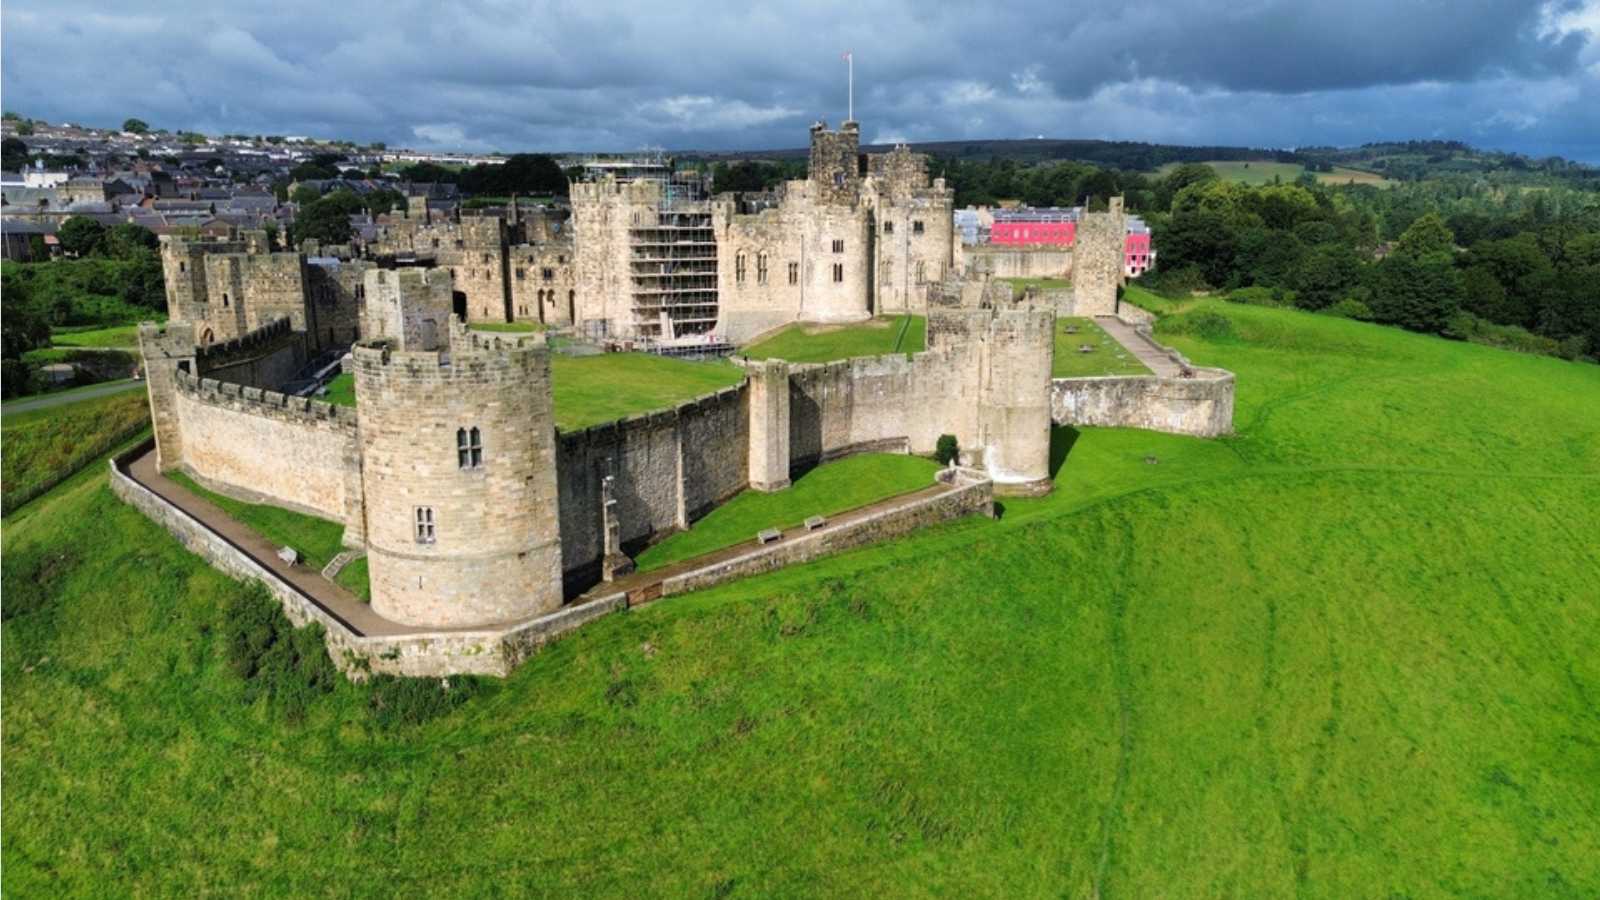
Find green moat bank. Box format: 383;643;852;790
4;299;1598;896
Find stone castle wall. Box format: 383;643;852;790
363;267;452;351
170;370;360;523
555;384;748;593
192;316;306;389
1072;197;1126;317
1050;369;1235;437
960;244;1073;281
509;240;576;325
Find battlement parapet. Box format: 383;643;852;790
193;316;295;363
556;382;746;448
175;369;358;429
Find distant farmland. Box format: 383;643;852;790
1159;160;1397;187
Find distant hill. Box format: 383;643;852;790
683;136;1597;184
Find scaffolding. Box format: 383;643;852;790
628;204;720;345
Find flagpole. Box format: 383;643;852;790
848;54;854;121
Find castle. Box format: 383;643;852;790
124;119;1233;677
156;119;1130;354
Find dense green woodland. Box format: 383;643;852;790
5;295;1597;895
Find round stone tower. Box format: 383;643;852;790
352;330;563;628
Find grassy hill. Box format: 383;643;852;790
1158;159;1397;188
4;299;1598;895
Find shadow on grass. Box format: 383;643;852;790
1050;426;1080;479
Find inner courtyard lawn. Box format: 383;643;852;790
634;453;941;571
740;314;925;363
4;297;1598;896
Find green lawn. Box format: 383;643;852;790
1053;317;1152;377
1001;276;1071;293
334;556;371;601
470;321;545;333
0;389;150;515
166;471;347;571
4;299;1599;895
635;453;940;571
50;324;143;348
552;353;745;430
741;315;925;363
319;355;745;429
321;372;356;407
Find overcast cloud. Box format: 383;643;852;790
3;0;1598;161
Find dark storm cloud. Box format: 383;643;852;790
2;0;1596;160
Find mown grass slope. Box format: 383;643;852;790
1;389;149;514
1053;317;1151;377
3;299;1598;896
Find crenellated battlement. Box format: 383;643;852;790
193;316;295;365
173;368;358;430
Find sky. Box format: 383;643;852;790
3;0;1599;162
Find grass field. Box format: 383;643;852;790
4;299;1598;895
167;472;347;571
635;453;941;571
1002;276;1071;293
741;315;925;363
321;372;356;407
49;324;143;348
1159;160;1398;188
0;389;149;515
1054;317;1152;377
551;353;745;430
470;321;544;333
317;355;744;429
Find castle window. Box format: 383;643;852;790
757;252;768;285
482;252;491;264
916;261;926;283
222;292;230;307
558;255;566;264
832;239;844;254
542;268;554;281
355;284;365;300
884;221;893;235
832;263;844;283
787;261;799;285
432;238;440;248
515;267;525;280
457;427;483;468
735;252;746;284
179;261;187;273
414;507;436;544
913;220;925;235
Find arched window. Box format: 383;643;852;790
179;260;186;273
457;426;483;469
735;252;746;284
757;252;768;285
222;292;230;307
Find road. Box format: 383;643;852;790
1;379;144;417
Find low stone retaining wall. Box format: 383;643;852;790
110;441;624;678
1050;369;1234;437
653;467;993;599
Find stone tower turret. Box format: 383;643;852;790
137;321;197;472
362;267;453;351
808;120;862;205
352;329;563;628
1072;195;1127;317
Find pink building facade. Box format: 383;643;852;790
986;207;1155;276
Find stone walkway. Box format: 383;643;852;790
128;450;420;637
1095;316;1184;377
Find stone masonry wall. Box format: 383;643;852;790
556;384;749;593
171;371;359;522
1049;369;1235;437
194;317;306;389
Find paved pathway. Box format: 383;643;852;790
1094;316;1184;377
127;449;421;637
2;379;143;416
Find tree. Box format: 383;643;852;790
2;136;29;172
1394;212;1456;257
122;117;150;134
1371;250;1463;333
57;217;107;257
292;196;356;245
1293;243;1363;311
290;184;323;205
104;222;159;259
1;277;50;360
